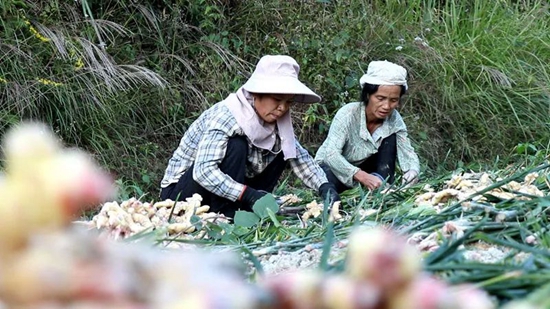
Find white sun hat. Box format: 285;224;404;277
242;55;321;103
359;60;408;90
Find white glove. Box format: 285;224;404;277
402;170;419;185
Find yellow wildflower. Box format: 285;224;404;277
69;48;84;70
74;57;84;70
37;78;63;87
24;20;50;43
0;77;7;83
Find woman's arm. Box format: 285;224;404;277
193;119;246;202
320;107;361;187
289;141;328;190
396;128;420;175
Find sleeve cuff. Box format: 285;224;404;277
371;172;386;182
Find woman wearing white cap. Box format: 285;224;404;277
160;55;340;217
315;60;420;192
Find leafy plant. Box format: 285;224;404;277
233;194;280;228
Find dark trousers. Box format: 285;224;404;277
321;134;397;193
160;136;287;217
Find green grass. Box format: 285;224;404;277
2;0;550;196
0;0;246;195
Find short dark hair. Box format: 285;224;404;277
360;83;407;105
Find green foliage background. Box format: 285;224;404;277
1;0;549;196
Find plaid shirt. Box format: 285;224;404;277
315;102;420;187
161;102;328;201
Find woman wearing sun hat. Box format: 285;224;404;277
160;55;340;217
315;60;420;192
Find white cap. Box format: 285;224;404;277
359;60;408;90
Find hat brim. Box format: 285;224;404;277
242;76;321;103
359;76;408;90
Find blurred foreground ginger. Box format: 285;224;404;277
260;227;496;309
0;122;115;252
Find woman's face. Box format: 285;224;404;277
253;93;294;123
366;85;402;121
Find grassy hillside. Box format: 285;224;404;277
1;0;549;196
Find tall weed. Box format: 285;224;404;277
0;0;241;194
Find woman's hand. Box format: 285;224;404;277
353;170;382;190
402;170;419;185
240;186;269;207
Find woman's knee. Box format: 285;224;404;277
383;133;397;147
218;135;248;182
320;163;348;193
160;185;174;200
226;135;248;154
